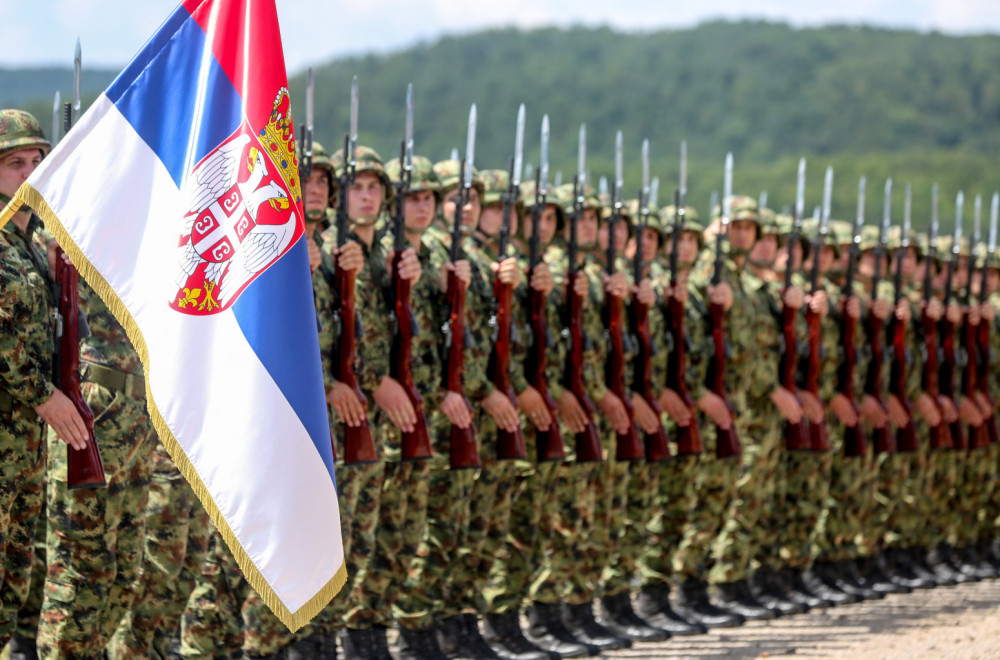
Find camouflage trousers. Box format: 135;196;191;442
0;399;46;647
179;525;248;659
777;447;833;571
815;443;876;563
638;452;701;588
37;381;155;660
451;415;519;616
673;423;741;583
483;425;560;615
600;458;655;598
107;443;211;659
709;405;784;584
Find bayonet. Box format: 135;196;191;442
349;76;358;166
539;114;549;195
513;104;525;186
577;124;587;188
405;83;414;171
464;104;477;189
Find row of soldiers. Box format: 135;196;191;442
1;103;999;660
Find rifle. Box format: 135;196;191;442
939;191;967;450
524;110;565;462
836;177;868;457
603;131;644;462
960;195;989;449
779;158;812;451
389;85;432;461
864;179;894;455
442;105;481;469
803;167;833;451
704;154;742;460
889;184;918;452
486;110;528;461
919;185;953;450
664;143;703;455
976;194;999;444
55;40;106;490
628;139;671;462
332;77;376;464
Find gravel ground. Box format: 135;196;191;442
598;578;1000;659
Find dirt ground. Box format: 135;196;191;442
601;578;1000;659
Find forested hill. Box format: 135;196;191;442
8;21;1000;224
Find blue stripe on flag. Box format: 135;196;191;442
232;238;336;481
106;7;242;187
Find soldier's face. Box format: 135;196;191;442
404;190;437;232
348;172;383;222
572;208;600;247
303;168;330;215
523;204;556;246
729;220;756;251
0;148;43;199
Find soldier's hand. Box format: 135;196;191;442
924;298;944;321
844;295;862;320
328;382;367;428
307;240;321;273
572;271;590;299
783;286;804;310
555;391;587;433
334;241;364;274
894;299;912;323
604;272;630;300
860;394;888;428
830;393;859;427
595;391;631;435
439;391;473;429
937;395;959;423
982;302;996;322
871;298;892;320
770;386;804;424
393;247;422;283
708;283;733;310
946;301;962;324
481;388;521;432
35;390;89;451
630;393;662;434
493;257;523;288
799;390;825;424
530;263;555;296
958;396;985;427
518;386;553;431
887;394;911;428
914;392;942;427
807;290;829;317
373;376;418;432
635;279;656;307
660;388;693;426
697;391;732;429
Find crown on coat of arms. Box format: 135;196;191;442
258;88;301;204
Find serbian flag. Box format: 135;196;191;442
0;0;344;630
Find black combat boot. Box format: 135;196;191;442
714;580;778;621
561;601;630;651
673;578;745;628
285;632;325;660
524;602;596;658
598;591;670;642
751;568;809;616
397;625;449;660
635;583;707;636
8;634;38;660
340;628;374;660
482;610;551;660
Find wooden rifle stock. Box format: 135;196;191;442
665;293;703;454
564;271;603;462
527;279;565;462
706;301;741;459
389;250;432;460
804;308;831;451
487;275;527;460
836;304;867;457
779;301;811;451
629;297;671;462
54;249;106;490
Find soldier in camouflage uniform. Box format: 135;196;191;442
0;110;89;652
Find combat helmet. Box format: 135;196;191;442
0;109;51;160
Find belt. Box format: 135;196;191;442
81;361;146;402
0;389;38;420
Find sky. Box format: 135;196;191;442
3;0;1000;74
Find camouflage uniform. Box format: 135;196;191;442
37;280;156;659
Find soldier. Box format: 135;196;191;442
0;109;88;651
